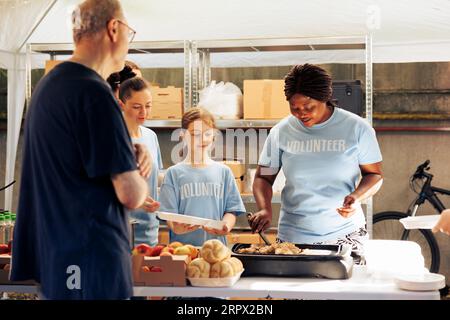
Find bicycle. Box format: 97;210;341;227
372;160;446;273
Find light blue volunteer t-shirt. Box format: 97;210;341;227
129;126;163;246
259;108;382;244
159;161;246;246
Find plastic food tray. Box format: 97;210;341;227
156;211;225;230
231;243;354;279
188;271;243;287
400;215;440;229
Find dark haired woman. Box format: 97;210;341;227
119;77;162;246
250;64;383;256
107;60;142;99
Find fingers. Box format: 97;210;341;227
134;144;152;179
142;201;160;212
336;207;356;218
138;156;151;179
202;225;229;236
253;215;269;233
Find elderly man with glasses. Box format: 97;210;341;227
11;0;152;300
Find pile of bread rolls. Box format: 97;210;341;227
187;239;243;278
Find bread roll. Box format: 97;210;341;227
200;239;231;264
210;259;235;278
186;258;210;278
228;257;243;273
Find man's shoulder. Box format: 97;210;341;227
44;61;112;98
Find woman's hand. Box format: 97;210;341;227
141;196;160;212
169;221;200;235
337;194;359;218
248;209;272;233
433;209;450;235
133;143;152;179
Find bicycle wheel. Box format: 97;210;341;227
372;211;440;273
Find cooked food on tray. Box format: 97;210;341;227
236;242;306;255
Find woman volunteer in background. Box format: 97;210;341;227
250;64;383;256
119;77;163;246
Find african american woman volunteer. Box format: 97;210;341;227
250;64;383;255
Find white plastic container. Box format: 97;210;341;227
188;270;243;287
364;240;425;278
400;215;440;229
156;211;225;230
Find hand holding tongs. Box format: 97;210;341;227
246;212;271;245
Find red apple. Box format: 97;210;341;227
150;245;165;257
134;244;153;256
0;244;8;255
150;266;162;272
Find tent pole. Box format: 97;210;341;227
17;0;58;52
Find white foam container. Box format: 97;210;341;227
400;215;440;229
188;271;243;287
156;211;225;230
395;273;446;291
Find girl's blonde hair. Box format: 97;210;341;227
181;107;216;130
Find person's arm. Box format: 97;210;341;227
337;162;383;217
168;221;200;234
249;165;280;233
203;213;236;236
133;143;152;179
433;209;450;235
111;170;148;209
140;196;160;212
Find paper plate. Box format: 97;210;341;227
399;215;440;230
156;211;225;230
395;273;445;291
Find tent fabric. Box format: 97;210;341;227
25;0;450;64
0;0;54;53
1;0;450;210
0;0;54;210
5;55;26;211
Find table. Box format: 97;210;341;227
133;266;440;300
0;267;440;300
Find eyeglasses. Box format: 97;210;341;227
117;20;136;43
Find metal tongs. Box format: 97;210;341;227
246;212;271;245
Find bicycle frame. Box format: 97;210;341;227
404;184;449;240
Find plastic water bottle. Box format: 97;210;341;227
0;215;5;245
3;213;11;243
10;213;16;241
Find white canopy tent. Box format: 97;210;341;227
1;0;450;210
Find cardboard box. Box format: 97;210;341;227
132;254;189;286
235;177;245;193
221;161;246;178
45;60;64;75
0;255;35;285
148;86;183;119
243;80;290;119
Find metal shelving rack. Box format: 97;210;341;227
181;35;375;235
25;35;374;235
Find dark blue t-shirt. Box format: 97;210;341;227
10;61;137;299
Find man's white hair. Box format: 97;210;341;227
72;0;123;43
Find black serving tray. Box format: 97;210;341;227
231;243;354;279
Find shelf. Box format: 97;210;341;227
30;41;185;55
144;119;280;129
